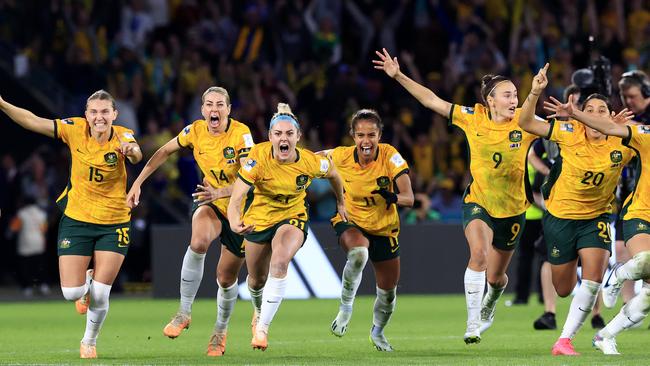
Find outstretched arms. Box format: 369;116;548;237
373;48;452;117
0;95;55;138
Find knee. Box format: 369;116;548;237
270;261;289;277
247;274;267;290
189;238;211;253
61;285;86;301
487;274;508;289
469;250;488;270
634;251;650;276
556;286;572;298
347;247;369;269
217;270;238;288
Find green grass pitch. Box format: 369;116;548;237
0;294;647;365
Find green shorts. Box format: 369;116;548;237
543;212;612;265
245;218;309;245
334;222;399;262
462;202;526;251
57;215;131;256
623;218;650;243
192;202;245;258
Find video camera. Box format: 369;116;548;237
571;55;612;105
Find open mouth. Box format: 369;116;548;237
209;115;219;126
361;146;372;154
94;120;107;128
279;143;289;153
508;107;516;113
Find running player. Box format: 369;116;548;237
519;65;634;355
227;103;347;351
126;86;256;356
374;48;537;343
544;94;650;355
0;90;142;359
327;109;413;351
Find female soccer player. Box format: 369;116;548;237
227;103;347;351
326;109;413;351
0;90;142;359
374;48;537;343
519;65;634;355
126;86;255;356
545;94;650;355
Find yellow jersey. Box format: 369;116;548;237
54;117;136;224
622;125;650;222
177;118;254;216
450;103;538;218
543;119;634;219
329;144;409;238
238;142;331;231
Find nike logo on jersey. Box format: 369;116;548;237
76;148;85;154
198;150;207;155
476;133;485;137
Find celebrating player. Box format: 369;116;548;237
327;109;413;351
374;48;537;343
0;90;142;359
544;93;650;355
126;86;256;356
519;65;634;355
227;103;347;351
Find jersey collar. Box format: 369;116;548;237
353;147;379;164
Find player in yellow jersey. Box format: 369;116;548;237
519;65;634;355
126;87;256;356
374;48;537;343
325;109;414;351
227;103;347;351
0;90;142;359
545;91;650;355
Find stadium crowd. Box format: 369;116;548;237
1;0;650;289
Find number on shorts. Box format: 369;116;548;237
289;219;305;230
492;152;502;168
509;223;521;243
116;227;130;247
597;221;611;241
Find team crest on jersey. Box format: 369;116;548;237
509;130;523;142
62;118;74;125
59;238;71;249
551;246;560;258
296;174;309;191
638;125;650;134
610;150;623;163
223;146;236;159
461;106;474;115
376;176;391;189
104;152;118;166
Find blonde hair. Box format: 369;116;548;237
201;86;231;104
269;103;300;130
86;90;116;110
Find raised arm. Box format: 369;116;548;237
373;48;452;117
519;63;551;137
0;95;55;138
325;167;348;222
227;178;255;234
126;137;180;208
544;95;633;138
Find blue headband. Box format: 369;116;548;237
269;114;300;129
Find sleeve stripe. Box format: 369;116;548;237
52;119;58;139
622;125;633;146
393;168;410;181
546;118;555;140
447;104;455;126
176;136;185;148
237;172;254;186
